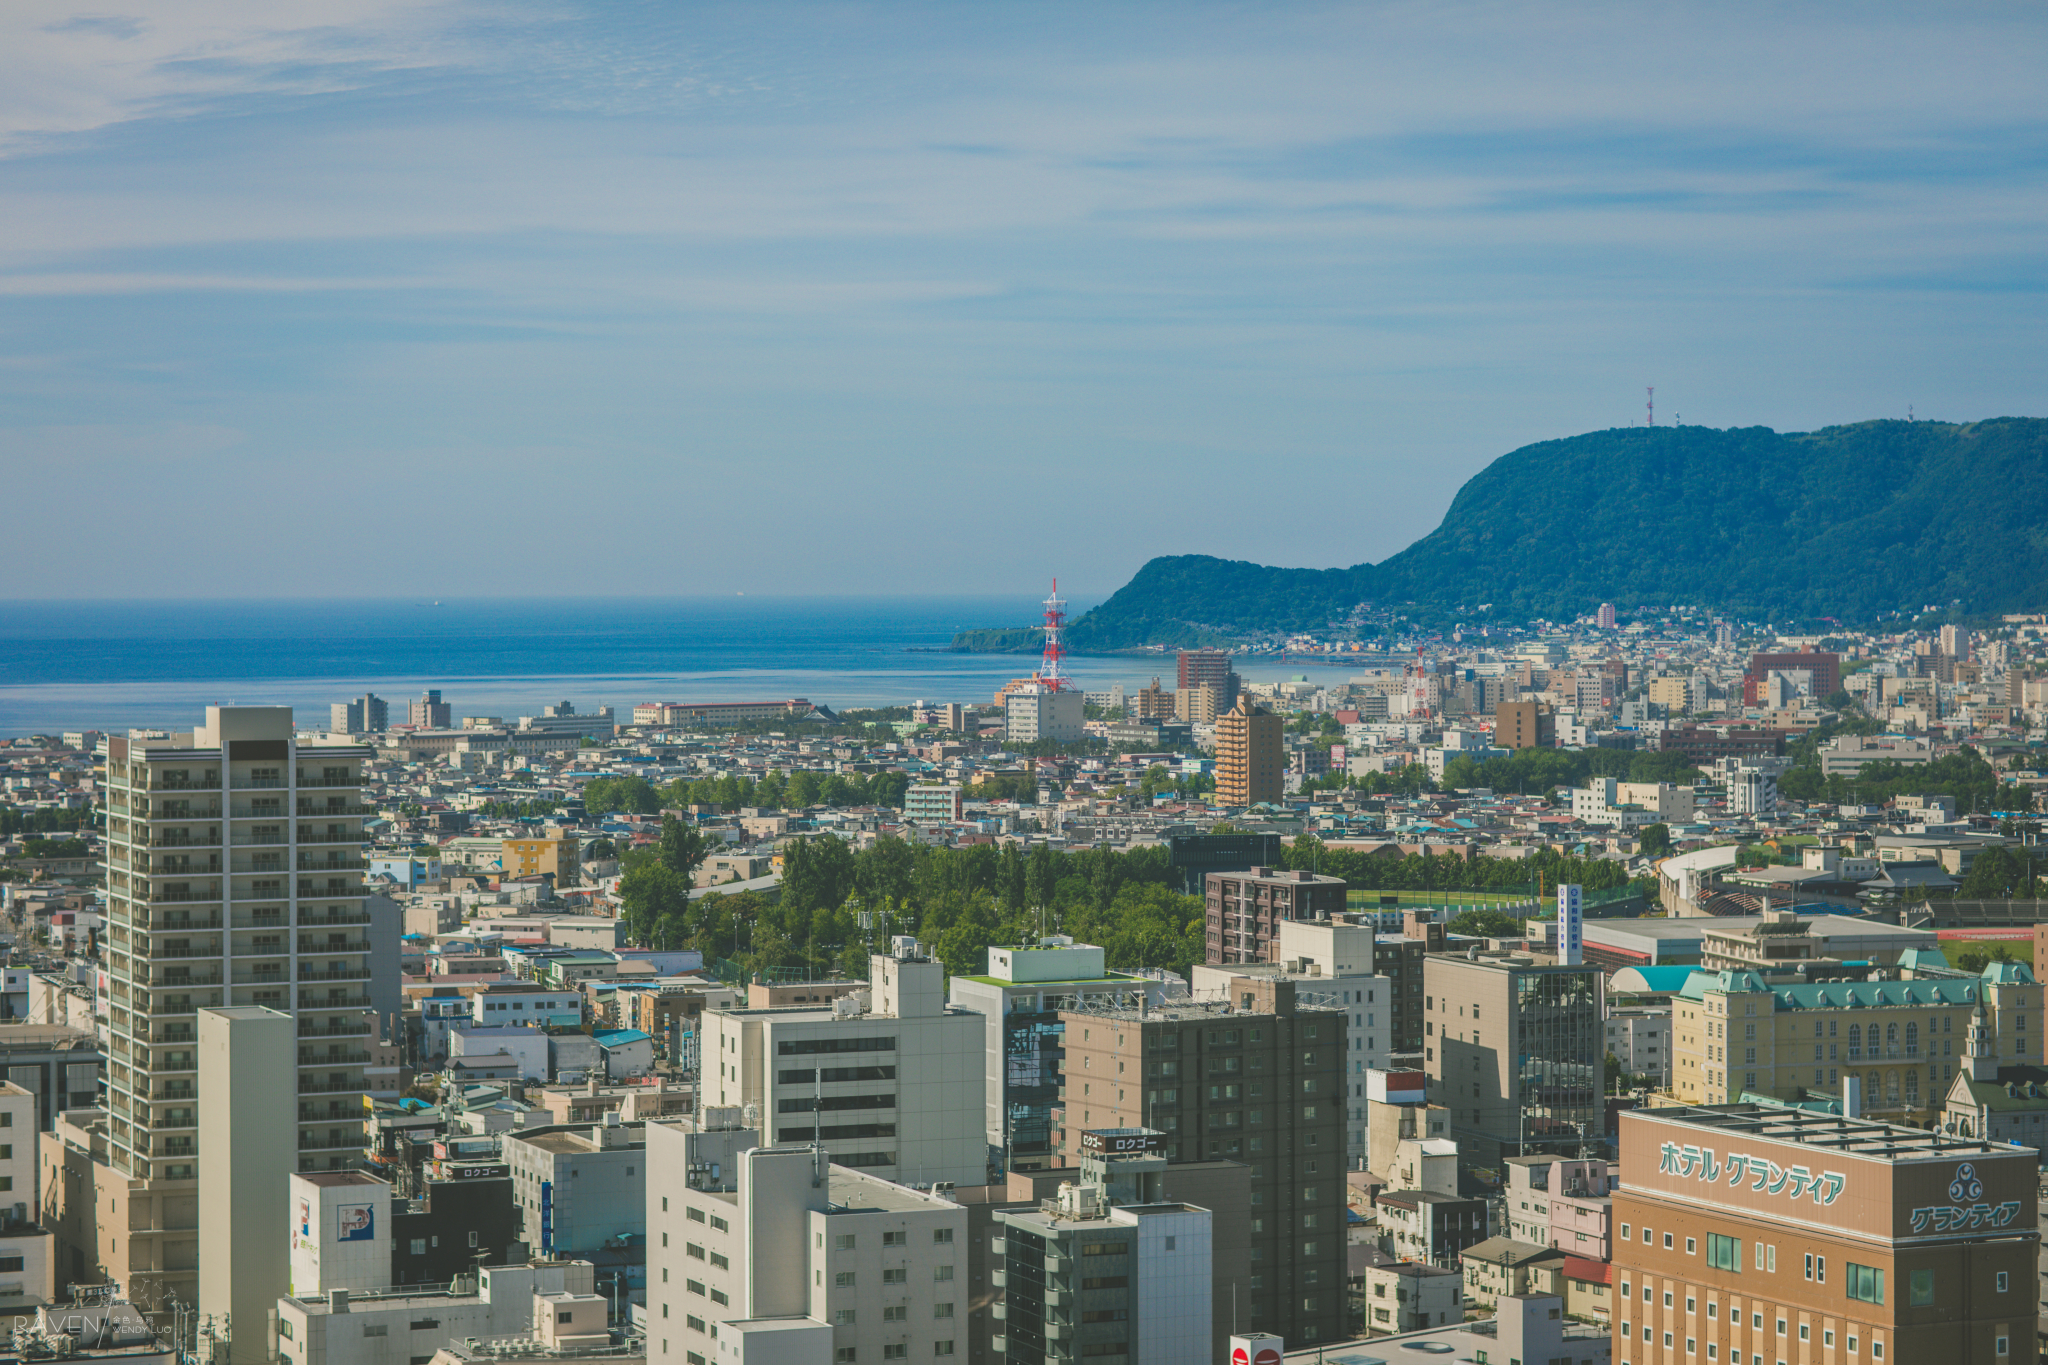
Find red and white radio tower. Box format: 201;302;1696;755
1035;579;1072;691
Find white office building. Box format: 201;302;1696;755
276;1261;598;1365
1604;1005;1672;1086
1003;686;1083;746
645;1128;967;1365
703;940;987;1188
1729;766;1779;815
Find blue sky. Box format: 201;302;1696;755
3;1;2045;600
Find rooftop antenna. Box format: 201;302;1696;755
1646;386;1654;427
1908;404;1914;423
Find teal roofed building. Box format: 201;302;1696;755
1673;958;2043;1123
1607;965;1701;999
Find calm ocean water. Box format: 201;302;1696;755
0;597;1309;738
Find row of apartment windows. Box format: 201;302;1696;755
818;1303;955;1319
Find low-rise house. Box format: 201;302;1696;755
1359;1259;1463;1335
1562;1254;1614;1325
1458;1237;1567;1311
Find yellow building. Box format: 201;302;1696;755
1646;674;1695;712
1174;682;1223;724
1214;697;1283;807
1670;961;2041;1121
501;832;581;887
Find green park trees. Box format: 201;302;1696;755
621;833;1210;989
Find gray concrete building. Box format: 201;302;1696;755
1422;951;1604;1163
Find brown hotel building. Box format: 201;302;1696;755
1612;1105;2038;1365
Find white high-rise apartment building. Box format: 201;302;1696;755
100;707;375;1310
644;1124;966;1365
702;940;987;1188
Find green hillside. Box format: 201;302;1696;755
1060;418;2048;647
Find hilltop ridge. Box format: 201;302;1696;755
1029;418;2048;649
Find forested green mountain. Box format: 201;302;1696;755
1054;418;2048;648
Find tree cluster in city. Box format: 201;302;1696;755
616;821;1206;984
1278;833;1634;894
0;805;96;837
1779;744;2030;814
583;769;914;816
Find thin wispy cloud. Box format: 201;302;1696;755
0;1;2044;598
0;2;486;151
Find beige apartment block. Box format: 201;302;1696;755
1214;698;1283;807
41;1108;196;1316
89;707;374;1317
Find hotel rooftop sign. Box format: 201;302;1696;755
1621;1107;2037;1245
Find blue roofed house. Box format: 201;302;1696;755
592;1027;654;1080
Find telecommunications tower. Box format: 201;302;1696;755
1035;579;1072;690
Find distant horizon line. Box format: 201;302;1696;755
0;591;1105;605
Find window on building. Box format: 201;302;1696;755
1846;1264;1883;1304
1706;1234;1741;1272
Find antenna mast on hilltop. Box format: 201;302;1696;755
1647;386;1655;427
1036;579;1072;691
